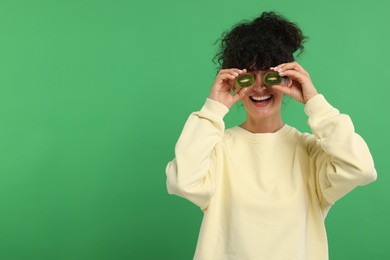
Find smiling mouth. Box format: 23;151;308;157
250;95;272;103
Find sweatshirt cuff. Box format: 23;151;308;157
200;98;230;118
304;94;339;120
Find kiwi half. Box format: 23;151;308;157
263;72;282;86
235;74;254;89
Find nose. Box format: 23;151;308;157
252;76;267;91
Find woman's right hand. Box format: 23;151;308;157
208;68;249;109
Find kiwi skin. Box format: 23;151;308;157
235;74;254;89
263;72;283;86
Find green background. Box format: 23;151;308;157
0;0;389;259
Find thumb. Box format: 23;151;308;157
271;84;289;95
232;87;249;103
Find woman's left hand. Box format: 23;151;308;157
270;62;318;104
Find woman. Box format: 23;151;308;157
165;12;377;260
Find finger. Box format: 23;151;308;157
284;64;308;77
271;84;290;95
273;61;302;70
217;71;238;81
218;68;249;84
272;62;308;76
232;86;250;102
272;84;305;103
272;84;299;102
278;69;308;84
219;68;247;75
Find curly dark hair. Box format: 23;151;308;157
212;12;306;71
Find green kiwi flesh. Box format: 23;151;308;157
235;74;254;89
263;72;282;86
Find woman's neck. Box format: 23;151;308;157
240;116;284;133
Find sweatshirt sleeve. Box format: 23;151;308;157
304;94;377;207
165;98;229;210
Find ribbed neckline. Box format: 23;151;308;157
228;124;294;143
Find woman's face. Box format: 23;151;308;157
240;70;287;121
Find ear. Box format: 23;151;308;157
284;77;293;87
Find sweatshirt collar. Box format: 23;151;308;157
229;124;293;143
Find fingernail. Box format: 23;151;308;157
233;72;238;76
238;70;243;73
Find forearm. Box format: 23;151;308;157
305;95;377;203
166;98;228;209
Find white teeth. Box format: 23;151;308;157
251;95;271;101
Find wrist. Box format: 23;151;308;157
203;98;230;117
303;91;319;104
208;94;231;109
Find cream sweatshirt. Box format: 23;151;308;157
166;94;377;260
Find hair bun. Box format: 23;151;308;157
213;11;307;70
